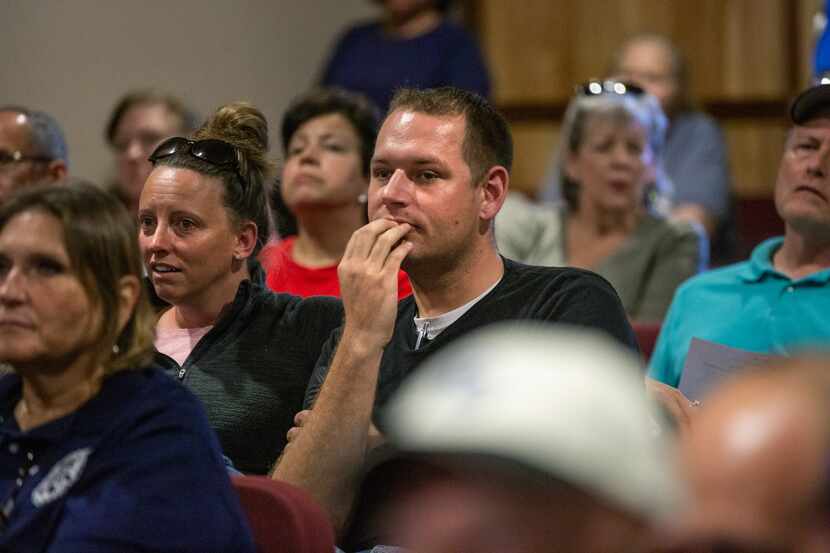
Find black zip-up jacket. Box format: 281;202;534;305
154;279;343;475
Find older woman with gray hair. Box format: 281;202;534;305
496;81;705;321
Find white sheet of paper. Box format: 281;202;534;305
678;338;776;402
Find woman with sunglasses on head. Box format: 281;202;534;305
497;81;705;322
0;184;254;552
541;35;735;263
139;102;343;475
261;87;411;299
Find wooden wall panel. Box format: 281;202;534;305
481;2;566;103
723;121;788;198
721;0;788;98
472;0;819;201
509;123;560;197
480;0;792;103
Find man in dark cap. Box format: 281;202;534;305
649;84;830;405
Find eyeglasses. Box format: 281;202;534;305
148;137;246;187
576;80;645;97
0;150;53;169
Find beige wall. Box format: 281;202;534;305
0;0;378;184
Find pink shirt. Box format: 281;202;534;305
155;325;213;366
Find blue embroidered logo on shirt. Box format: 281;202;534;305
31;448;91;507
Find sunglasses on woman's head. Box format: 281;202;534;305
576;80;645;97
148;137;246;187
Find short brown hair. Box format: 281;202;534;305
388;87;513;184
105;89;196;146
0;183;155;374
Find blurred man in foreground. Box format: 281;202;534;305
381;323;680;553
678;357;830;552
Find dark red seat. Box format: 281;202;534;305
735;197;784;258
632;321;662;362
232;475;335;553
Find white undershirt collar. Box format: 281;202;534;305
413;276;502;348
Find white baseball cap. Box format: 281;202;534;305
383;322;683;522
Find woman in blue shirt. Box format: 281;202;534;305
0;183;254;553
321;0;491;113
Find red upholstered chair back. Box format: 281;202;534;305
232;475;335;553
735;197;784;258
632;321;662;363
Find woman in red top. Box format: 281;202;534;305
262;88;411;298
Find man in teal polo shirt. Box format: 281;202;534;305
649;83;830;388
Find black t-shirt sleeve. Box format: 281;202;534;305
291;295;343;372
548;271;639;352
303;326;342;410
265;293;342;413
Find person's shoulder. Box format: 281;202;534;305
247;282;302;313
498;195;563;234
501;192;556;215
66;368;254;552
253;285;343;324
498;192;534;225
293;293;344;317
337;19;383;42
674;110;723;135
675;259;750;295
642;213;702;242
110;366;201;412
433;19;477;40
504;257;609;285
498;260;636;349
296;295;345;331
83;367;210;442
501;258;619;300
